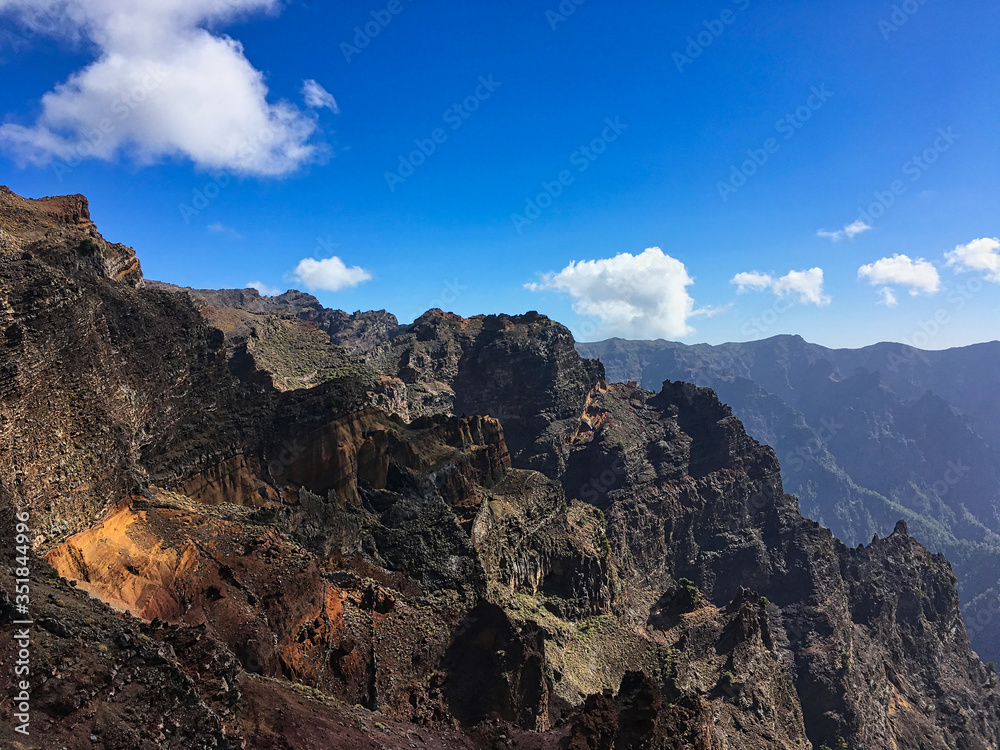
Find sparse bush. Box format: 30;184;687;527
678;577;701;608
594;532;612;558
841;651;852;673
77;238;101;256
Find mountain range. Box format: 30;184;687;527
578;336;1000;665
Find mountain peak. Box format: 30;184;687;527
0;187;141;286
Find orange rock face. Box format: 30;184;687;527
178;454;280;507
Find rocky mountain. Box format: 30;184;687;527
577;335;1000;665
2;187;999;749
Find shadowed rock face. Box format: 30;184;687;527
2;188;999;749
152;288;605;471
578;335;1000;664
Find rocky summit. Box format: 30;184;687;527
2;188;999;749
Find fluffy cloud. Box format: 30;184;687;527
246;280;281;296
945;237;1000;283
729;271;773;292
817;220;871;241
302;79;339;114
525;247;705;339
731;268;831;306
292;256;372;292
0;0;330;176
857;254;940;303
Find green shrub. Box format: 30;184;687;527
594;532;612;558
678;577;700;608
841;651;852;673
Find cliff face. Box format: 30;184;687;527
163;290;605;472
578;335;1000;665
0;188;142;285
374;308;606;475
2;189;999;749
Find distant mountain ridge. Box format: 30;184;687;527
578;334;1000;663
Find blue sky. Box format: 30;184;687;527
0;0;998;348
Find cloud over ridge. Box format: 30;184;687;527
526;247;704;339
858;254;940;305
946;237;1000;283
292;256;372;292
731;267;831;306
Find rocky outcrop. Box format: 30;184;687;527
0;187;141;285
148;282;400;391
0;560;230;749
158;288;605;472
579;335;1000;664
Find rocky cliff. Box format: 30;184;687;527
578;335;1000;665
1;188;998;749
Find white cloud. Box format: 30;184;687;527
945;237;1000;283
246;280;281;296
292;256;372;292
772;269;831;305
877;287;898;307
731;271;774;293
730;268;831;306
0;0;325;176
858;254;940;297
845;220;871;238
525;247;705;339
302;79;339;114
817;220;871;241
